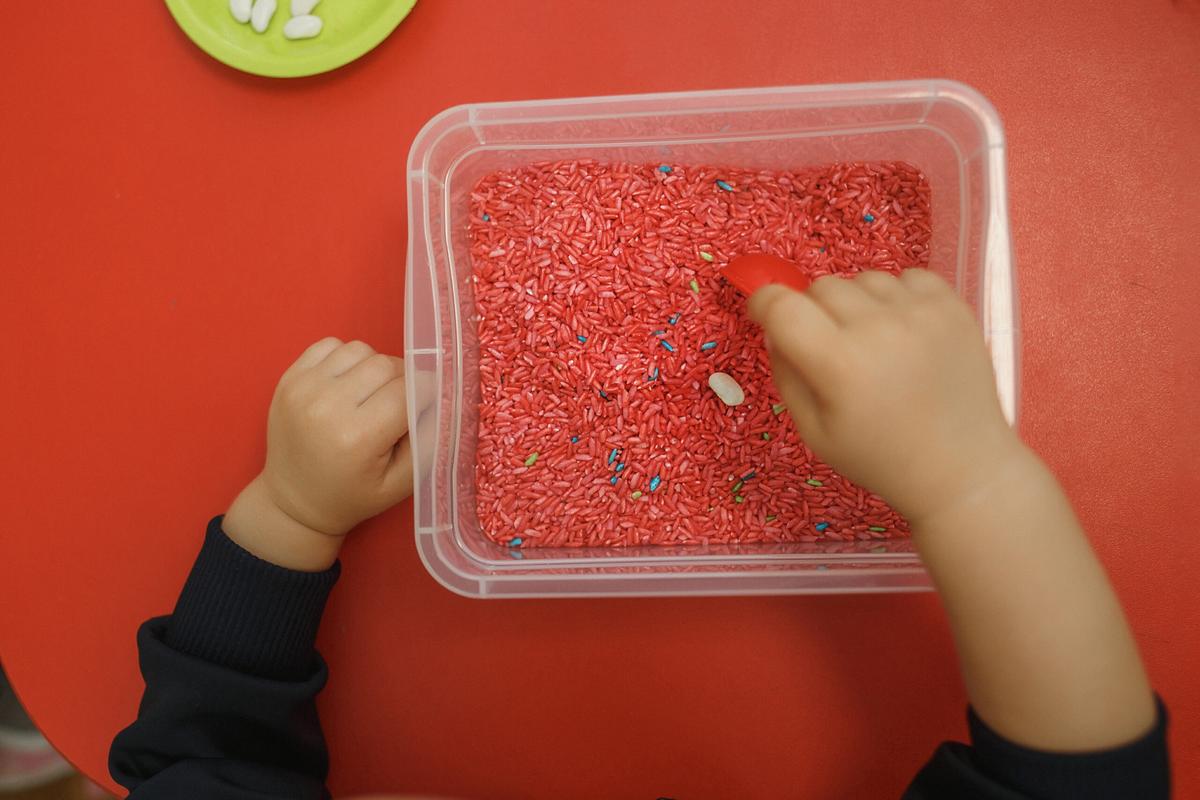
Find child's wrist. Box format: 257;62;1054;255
903;431;1030;535
906;437;1038;541
223;475;345;572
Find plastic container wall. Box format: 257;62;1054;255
406;80;1016;598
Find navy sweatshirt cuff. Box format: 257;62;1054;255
967;697;1170;799
164;516;341;682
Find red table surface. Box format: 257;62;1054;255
2;2;1198;798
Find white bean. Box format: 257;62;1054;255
250;0;277;33
291;0;320;15
230;0;253;24
283;14;323;39
707;372;745;406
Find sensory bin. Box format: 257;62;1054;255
468;159;931;549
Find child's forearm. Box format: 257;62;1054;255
912;441;1156;752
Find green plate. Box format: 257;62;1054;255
165;0;417;78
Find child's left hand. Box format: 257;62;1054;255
224;337;427;571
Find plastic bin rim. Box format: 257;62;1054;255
407;78;1006;177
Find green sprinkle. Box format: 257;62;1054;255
762;432;771;441
734;494;745;504
631;490;643;500
690;279;700;293
870;546;888;554
869;526;887;532
523;452;539;467
771;403;786;414
731;480;745;493
699;251;715;262
766;514;778;522
806;478;823;487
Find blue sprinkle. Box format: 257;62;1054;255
668;312;681;325
649;475;662;492
742;471;756;481
482;213;491;222
510;537;524;546
657;165;672;173
577;335;587;343
700;341;718;351
610;474;620;485
608;448;619;465
816;564;829;571
863;213;875;223
815;522;829;532
570;436;579;443
615;463;626;472
715;179;734;191
510;550;525;560
660;340;675;353
651;329;666;336
648;367;660;381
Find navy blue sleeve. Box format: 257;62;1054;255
904;699;1170;799
109;517;341;799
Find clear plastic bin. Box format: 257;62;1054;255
405;80;1017;598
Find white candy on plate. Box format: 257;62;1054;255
291;0;321;15
230;0;253;24
707;372;745;406
250;0;277;33
283;14;324;39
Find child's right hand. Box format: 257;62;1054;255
752;270;1159;755
747;269;1020;525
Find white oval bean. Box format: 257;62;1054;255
230;0;253;24
291;0;320;15
283;14;323;39
250;0;277;33
707;372;745;406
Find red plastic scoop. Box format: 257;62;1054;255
723;253;811;295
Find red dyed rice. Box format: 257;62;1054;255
469;160;931;548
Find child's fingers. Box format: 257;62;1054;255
360;378;408;446
361;368;436;447
853;270;905;304
380;434;415;503
900;266;951;295
747;285;843;384
341;353;402;406
318;340;376;377
285;337;343;376
379;386;440;503
807;274;880;323
765;344;821;436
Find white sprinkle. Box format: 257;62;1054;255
250;0;277;32
230;0;253;23
707;372;745;406
291;0;320;14
283;14;323;39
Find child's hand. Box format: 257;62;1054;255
224;338;422;571
748;269;1019;525
751;271;1158;753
